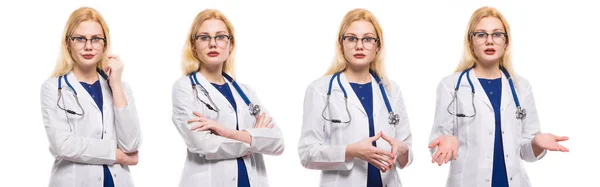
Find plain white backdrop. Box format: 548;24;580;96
0;0;598;186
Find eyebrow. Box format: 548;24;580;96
473;29;505;32
197;31;229;35
72;34;105;37
343;33;376;37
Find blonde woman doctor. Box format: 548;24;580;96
298;8;413;187
40;7;142;187
427;7;569;187
171;9;284;187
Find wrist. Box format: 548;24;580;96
345;144;356;160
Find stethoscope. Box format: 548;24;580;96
321;69;400;125
189;72;261;116
447;66;526;134
57;68;110;116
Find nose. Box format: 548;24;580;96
354;40;365;50
83;40;93;51
208;38;218;49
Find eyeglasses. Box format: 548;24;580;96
470;32;507;45
194;34;232;48
69;36;106;50
341;36;379;50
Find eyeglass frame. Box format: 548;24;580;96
193;34;233;48
340;35;380;50
470;31;508;45
69;36;107;49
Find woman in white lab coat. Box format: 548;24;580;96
40;7;142;187
171;9;284;187
298;8;413;187
427;6;570;187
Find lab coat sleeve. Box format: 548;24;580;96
298;84;353;171
40;80;116;165
518;81;546;162
390;83;413;169
428;80;456;156
240;85;285;156
172;79;251;160
113;82;142;153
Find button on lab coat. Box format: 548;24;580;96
298;73;413;187
171;72;284;187
428;70;547;187
40;72;142;187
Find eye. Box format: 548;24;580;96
345;36;358;42
363;37;375;42
197;35;210;41
72;37;86;42
475;32;487;38
215;35;228;40
492;32;504;38
91;37;104;42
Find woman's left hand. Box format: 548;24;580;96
533;133;569;152
105;55;123;86
188;111;233;138
381;132;409;166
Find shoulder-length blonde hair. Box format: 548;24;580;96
181;9;236;77
325;8;388;85
51;7;110;77
456;6;516;80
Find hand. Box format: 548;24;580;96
533;133;569;152
429;135;458;166
189;111;233;138
254;112;273;128
104;55;124;86
115;149;138;165
381;132;409;166
347;132;395;172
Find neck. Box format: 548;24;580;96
199;64;225;84
473;61;501;79
73;65;98;84
344;64;371;84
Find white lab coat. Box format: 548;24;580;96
428;70;547;187
298;73;413;187
171;72;284;187
40;71;142;187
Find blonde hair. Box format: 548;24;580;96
181;9;236;77
51;7;110;77
456;6;517;80
325;8;388;85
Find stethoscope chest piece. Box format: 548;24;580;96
516;106;526;120
388;112;400;125
249;103;261;116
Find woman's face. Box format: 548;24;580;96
69;20;105;68
471;17;507;65
341;20;379;69
194;19;232;69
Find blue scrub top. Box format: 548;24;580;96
479;78;509;187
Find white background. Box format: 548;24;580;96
0;0;598;186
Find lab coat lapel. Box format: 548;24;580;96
66;72;100;112
99;73;112;122
339;72;367;116
371;75;385;120
194;72;235;112
469;69;493;111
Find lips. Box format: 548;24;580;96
82;54;95;59
353;53;365;59
484;48;496;55
207;51;220;57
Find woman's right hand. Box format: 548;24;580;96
254;112;273;129
115;149;139;165
346;132;395;172
428;135;458;166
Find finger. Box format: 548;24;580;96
368;158;388;173
428;139;440;149
370;131;382;141
558;145;569;152
193;111;205;118
431;150;442;163
263;116;273;127
443;150;452;164
196;125;213;132
555;136;569;142
187;118;202;124
190;123;204;131
255;113;263;128
438;152;448;166
380;132;393;144
452;149;457;160
372;147;394;159
266;123;274;128
373;153;393;167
